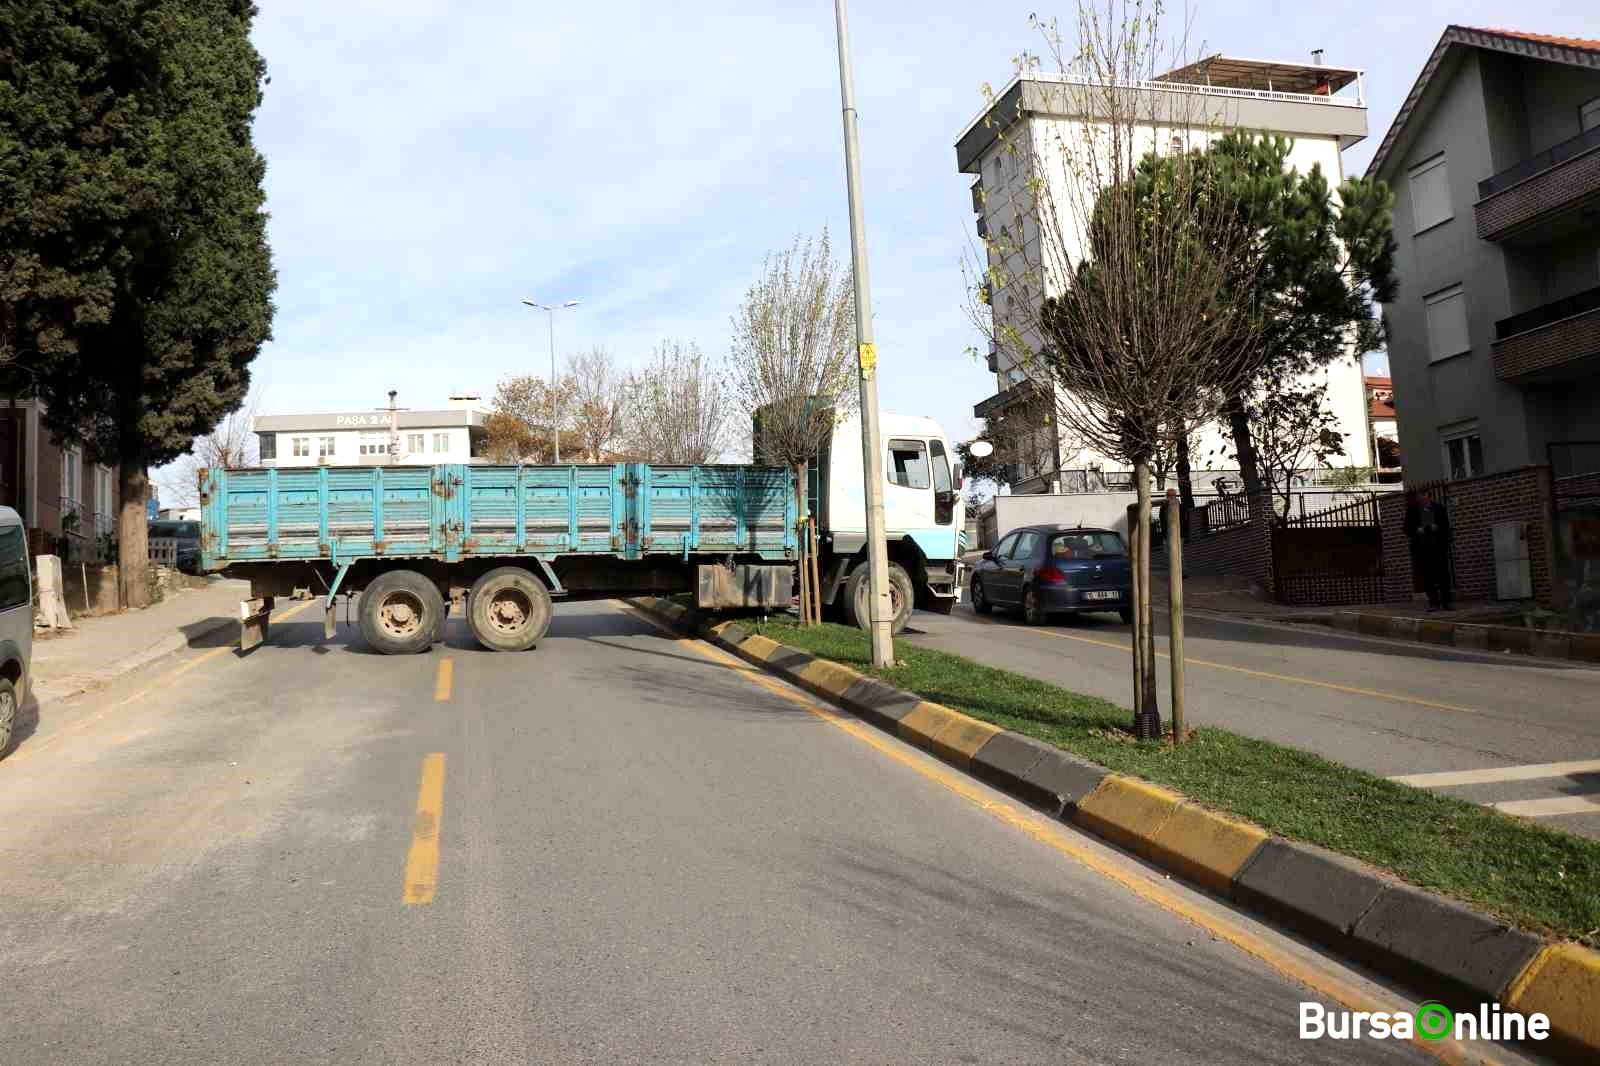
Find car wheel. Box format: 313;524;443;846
467;567;553;652
0;677;14;757
971;576;992;615
1022;584;1047;626
842;560;915;635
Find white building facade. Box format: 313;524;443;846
958;55;1375;494
253;394;490;469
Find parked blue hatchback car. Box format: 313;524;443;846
968;525;1133;625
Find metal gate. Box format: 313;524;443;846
1549;442;1600;630
1270;494;1384;605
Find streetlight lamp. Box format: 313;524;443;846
520;298;580;463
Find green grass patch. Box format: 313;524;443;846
754;618;1600;946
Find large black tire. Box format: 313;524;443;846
358;570;445;655
467;566;553;652
970;575;993;615
0;677;14;757
1021;583;1047;626
841;560;914;635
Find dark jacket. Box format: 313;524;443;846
1403;500;1450;552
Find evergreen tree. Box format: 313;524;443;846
1;0;275;605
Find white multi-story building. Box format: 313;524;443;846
958;53;1375;494
253;393;490;468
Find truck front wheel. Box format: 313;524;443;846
467;567;553;652
841;560;914;635
359;570;445;655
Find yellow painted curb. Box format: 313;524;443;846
1506;942;1600;1055
1073;776;1183;857
1147;803;1269;896
929;714;1004;770
739;635;781;661
798;658;861;698
897;701;963;752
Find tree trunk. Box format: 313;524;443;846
118;460;150;609
1129;500;1143;715
794;462;811;625
1132;460;1160;739
1224;392;1264;499
1175;421;1194;514
9;392;23;526
1165;490;1186;745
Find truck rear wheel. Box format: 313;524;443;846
841;561;914;636
359;570;445;655
467;567;552;652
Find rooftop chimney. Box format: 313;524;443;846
1311;48;1324;65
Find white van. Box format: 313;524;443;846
0;506;31;755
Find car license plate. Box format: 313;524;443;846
1083;590;1120;601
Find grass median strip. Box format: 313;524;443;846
753;619;1600;946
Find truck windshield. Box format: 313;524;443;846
887;439;929;490
930;440;952;493
1050;531;1125;559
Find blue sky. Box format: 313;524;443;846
226;0;1598;461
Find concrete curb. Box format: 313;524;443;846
629;596;1600;1062
1326;610;1600;665
31;613;236;705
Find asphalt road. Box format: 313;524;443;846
912;601;1600;837
0;599;1513;1064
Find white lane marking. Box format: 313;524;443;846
1389;759;1600;788
1489;795;1600;817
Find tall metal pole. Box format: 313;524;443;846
833;0;893;667
547;309;559;464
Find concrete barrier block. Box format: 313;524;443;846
897;701;963;753
1531;631;1572;660
1417;619;1454;645
1023;749;1111;816
766;646;815;675
1453;624;1490;651
1506;942;1600;1061
970;732;1053;808
1233;839;1387;945
1573;633;1600;664
711;622;750;647
797;658;860;699
1356;614;1391;637
1351;884;1543;1001
838;678;922;730
1489;626;1533;656
928;713;1004;770
739;635;782;661
1388;617;1420;641
1072;776;1183;858
1330;613;1363;633
1147;803;1268;896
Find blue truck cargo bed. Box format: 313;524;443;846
200;463;797;569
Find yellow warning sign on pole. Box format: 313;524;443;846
858;342;877;374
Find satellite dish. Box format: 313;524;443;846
968;440;995;458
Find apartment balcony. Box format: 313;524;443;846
1493;284;1600;383
973;376;1045;419
985;344;999;373
1476;125;1600;243
970;179;983;214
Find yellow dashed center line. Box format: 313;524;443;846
434;658;454;702
622;605;1497;1066
402;753;446;905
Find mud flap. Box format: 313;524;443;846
324;601;337;640
240;596;275;652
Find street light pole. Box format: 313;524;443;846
833;0;893;667
521;298;580;463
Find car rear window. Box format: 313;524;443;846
1050;531;1125;558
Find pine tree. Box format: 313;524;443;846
0;1;276;605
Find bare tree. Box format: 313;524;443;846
625;340;730;464
966;2;1262;737
158;392;261;508
728;229;857;625
1233;371;1346;517
565;347;626;462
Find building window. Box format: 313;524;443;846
258;433;277;461
1408;154;1452;233
1423;285;1471;362
358;433;388;456
408;433;425;453
887;439;930;490
1442;429;1484;480
433;432;449;452
318;436;336;458
292;437;311;457
1582;96;1600;133
62;446;82;514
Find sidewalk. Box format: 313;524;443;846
30;577;250;704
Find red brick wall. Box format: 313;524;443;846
1476;147;1600;240
1380;467;1556;605
1492;307;1600;381
1183;497;1274;593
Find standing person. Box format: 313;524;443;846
1404;489;1454;611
